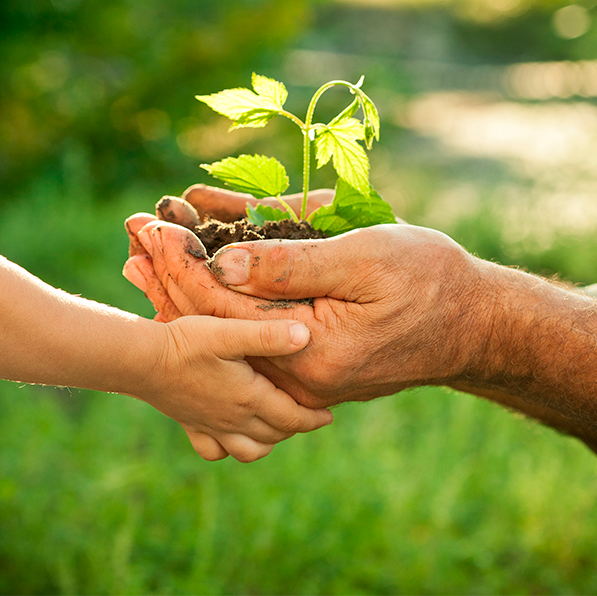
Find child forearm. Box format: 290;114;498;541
0;255;157;394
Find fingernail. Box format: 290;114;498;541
152;226;164;254
213;248;250;286
123;262;148;292
289;322;310;347
137;228;152;254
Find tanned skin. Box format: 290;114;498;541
124;185;597;453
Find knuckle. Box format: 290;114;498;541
264;245;296;291
217;323;240;353
238;392;259;413
258;322;283;353
279;413;303;433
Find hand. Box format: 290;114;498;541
124;184;335;260
140;315;333;463
0;256;332;464
124;219;483;408
124;211;597;451
124;183;335;322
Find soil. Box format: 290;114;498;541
193;217;327;258
191;216;326;310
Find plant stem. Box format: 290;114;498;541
279;111;305;129
301;128;311;221
276;196;300;223
301;80;361;219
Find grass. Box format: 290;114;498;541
1;382;597;595
2;181;597;595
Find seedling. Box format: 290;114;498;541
196;73;396;236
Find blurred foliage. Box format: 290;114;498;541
1;382;597;595
2;0;597;206
0;0;313;202
3;0;597;594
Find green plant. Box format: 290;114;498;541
196;73;396;235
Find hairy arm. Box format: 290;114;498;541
452;260;597;450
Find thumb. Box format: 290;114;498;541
209;228;372;301
197;317;311;359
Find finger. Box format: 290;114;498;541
125;213;157;257
213;433;275;463
233;416;296;444
138;221;225;317
204;316;311;358
182;184;257;222
185;430;229;461
255;390;334;433
151;221;313;320
138;220;208;262
123;254;183;320
209;227;385;301
182;184;334;222
156;196;201;229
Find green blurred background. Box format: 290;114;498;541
2;0;597;593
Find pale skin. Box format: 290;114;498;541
0;255;333;463
124;185;597;454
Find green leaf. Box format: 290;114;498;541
195;73;287;130
355;91;380;149
329;98;359;126
201;154;289;199
246;204;291;226
314;118;369;197
309;179;396;236
229;110;278;131
251;73;288;107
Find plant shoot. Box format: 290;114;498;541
196;73;395;235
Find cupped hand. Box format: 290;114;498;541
181;184;334;223
124;218;487;409
124;184;335;258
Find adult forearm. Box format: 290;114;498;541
0;256;158;394
453;259;597;443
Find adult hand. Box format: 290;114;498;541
124;212;597;453
125;184;335;258
124;184;334;319
124;218;483;408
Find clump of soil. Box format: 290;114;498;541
155;195;326;310
194;217;327;257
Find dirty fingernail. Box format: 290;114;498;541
123;262;148;292
213;248;250;286
289;322;310;348
152;226;164;254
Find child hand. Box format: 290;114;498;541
138;315;333;463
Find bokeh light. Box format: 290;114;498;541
552;4;591;39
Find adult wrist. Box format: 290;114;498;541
451;259;597;394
